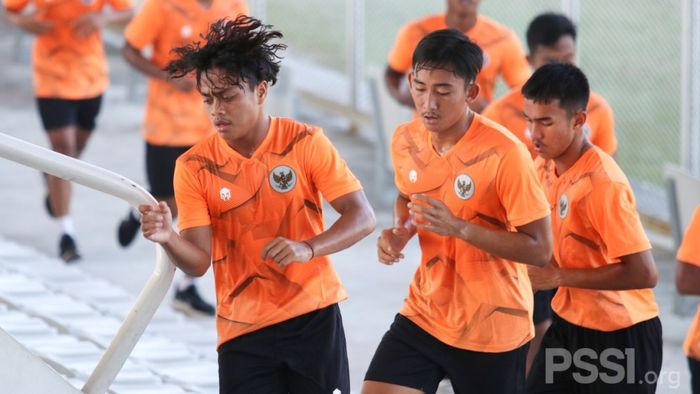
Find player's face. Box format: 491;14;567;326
409;67;477;134
447;0;481;15
523;98;583;160
529;35;576;69
199;68;267;140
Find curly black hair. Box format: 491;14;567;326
166;15;286;90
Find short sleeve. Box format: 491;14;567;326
3;0;29;12
387;23;421;74
304;129;362;202
123;0;162;50
173;158;212;231
589;98;617;156
496;144;550;227
499;32;530;88
678;206;700;266
586;181;651;259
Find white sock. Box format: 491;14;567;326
177;275;196;291
57;216;76;237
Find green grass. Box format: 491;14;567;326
266;0;681;186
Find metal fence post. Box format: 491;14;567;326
346;0;365;114
681;0;700;176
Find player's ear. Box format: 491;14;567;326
466;81;479;103
256;80;268;104
573;110;587;129
407;71;414;90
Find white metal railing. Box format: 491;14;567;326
0;132;176;394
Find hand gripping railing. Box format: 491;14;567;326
0;132;176;394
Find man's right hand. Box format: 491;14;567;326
12;13;53;35
377;227;413;265
139;201;174;244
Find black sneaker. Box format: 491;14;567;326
59;234;81;263
117;210;141;247
173;285;215;317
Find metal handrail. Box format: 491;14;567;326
0;132;176;394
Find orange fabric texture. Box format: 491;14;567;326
483;85;617;157
536;147;658;331
387;14;529;105
124;0;248;146
391;114;550;352
677;206;700;360
4;0;133;99
174;117;362;347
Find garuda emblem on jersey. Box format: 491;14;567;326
454;174;475;200
270;165;296;193
558;193;570;219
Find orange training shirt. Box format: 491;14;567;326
535;147;658;331
391;114;550;352
123;0;248;147
677;206;700;361
483;85;617;157
174;117;362;347
4;0;133;99
387;14;530;106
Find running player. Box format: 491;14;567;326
363;29;552;394
385;0;530;113
116;0;248;315
676;206;700;394
524;63;661;393
139;16;376;393
3;0;133;262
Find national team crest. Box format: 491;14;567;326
180;25;193;38
558;193;569;219
269;165;296;193
453;174;475;200
219;187;231;201
408;169;418;183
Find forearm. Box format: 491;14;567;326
162;232;211;277
559;263;655;291
458;223;548;266
122;44;168;80
394;194;415;231
305;205;375;258
385;70;413;108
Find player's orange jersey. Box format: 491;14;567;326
391;114;550;352
535;147;658;331
387;14;529;106
174;117;362;347
4;0;133;99
483;86;617;157
124;0;248;147
677;206;700;361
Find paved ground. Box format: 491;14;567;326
0;25;694;393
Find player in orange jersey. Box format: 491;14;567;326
138;16;375;393
116;0;248;316
385;0;529;113
363;29;552;394
3;0;133;262
676;206;700;394
483;13;616;159
524;63;660;393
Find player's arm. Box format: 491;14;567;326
384;66;414;108
408;194;552;267
139;202;211;277
122;42;168;81
72;7;133;38
677;260;700;295
531;250;658;291
377;193;416;264
262;190;376;267
3;8;53;35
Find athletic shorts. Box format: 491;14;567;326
145;142;191;198
364;314;529;394
533;289;557;325
217;303;350;394
36;96;102;131
690;357;700;394
527;314;662;393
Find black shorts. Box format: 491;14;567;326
364;314;529;394
36;96;102;131
690;357;700;394
527;314;662;393
145;142;191;198
533;289;557;325
217;303;350;394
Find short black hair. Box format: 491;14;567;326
526;13;577;54
412;29;483;84
166;16;286;89
521;63;589;115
